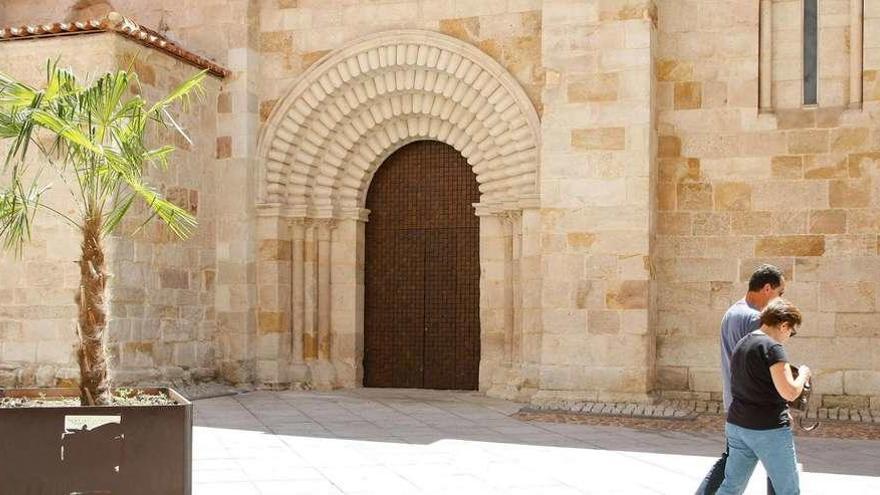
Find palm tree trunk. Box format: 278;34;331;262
76;215;111;406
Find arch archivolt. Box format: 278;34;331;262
258;30;541;214
254;30;541;395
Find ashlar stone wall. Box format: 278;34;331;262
0;0;264;387
1;0;877;409
655;0;880;409
0;34;222;388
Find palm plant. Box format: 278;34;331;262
0;62;207;405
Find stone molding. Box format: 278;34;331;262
257;30;542;214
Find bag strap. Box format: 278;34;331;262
798;416;820;431
790;363;820;432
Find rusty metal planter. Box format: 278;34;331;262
0;387;191;495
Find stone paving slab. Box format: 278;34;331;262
193;389;880;494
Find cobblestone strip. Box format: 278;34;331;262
524;399;880;425
523;401;698;420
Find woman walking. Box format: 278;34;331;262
717;298;811;495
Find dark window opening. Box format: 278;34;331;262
803;0;818;105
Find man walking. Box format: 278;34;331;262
697;264;786;494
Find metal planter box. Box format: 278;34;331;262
0;387;192;495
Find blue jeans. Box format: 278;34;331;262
695;447;776;495
717;422;799;495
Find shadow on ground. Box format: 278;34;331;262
193;389;880;479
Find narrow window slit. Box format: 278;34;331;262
803;0;818;105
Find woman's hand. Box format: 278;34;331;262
798;365;812;381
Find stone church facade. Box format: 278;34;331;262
0;0;878;410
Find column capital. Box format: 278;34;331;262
313;217;338;229
338;207;371;222
256;203;310;218
498;210;522;227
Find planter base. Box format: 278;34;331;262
0;387;192;495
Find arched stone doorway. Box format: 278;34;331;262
255;30;542;396
364;140;480;390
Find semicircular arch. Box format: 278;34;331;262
257;29;541;214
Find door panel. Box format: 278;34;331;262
364;140;480;389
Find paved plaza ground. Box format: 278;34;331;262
193;389;880;494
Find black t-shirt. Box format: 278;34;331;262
727;331;791;430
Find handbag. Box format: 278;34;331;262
789;365;819;431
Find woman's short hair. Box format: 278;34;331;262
760;298;803;328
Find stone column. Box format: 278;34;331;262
301;217;337;389
479;207;530;400
289;218;309;382
511;212;523;367
500;212;516;367
518;199;542;397
316;219;334;360
330;209;368;388
476;206;512;395
303;221;318;361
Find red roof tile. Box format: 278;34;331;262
0;12;230;78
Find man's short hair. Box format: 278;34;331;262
759;298;802;328
748;264;784;292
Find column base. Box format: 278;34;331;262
288;362;311;388
306;359;337;390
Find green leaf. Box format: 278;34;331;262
31;109;104;155
0;62;204;251
0;70;37;108
147;70;207;117
127;179;197;239
102;193;135;235
143;145;175;169
0;179;46;255
0;110;22;139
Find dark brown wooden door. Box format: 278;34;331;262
364;140;480;390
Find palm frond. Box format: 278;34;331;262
127;178;197;239
143;145;176;169
102;193;135;235
0;110;22;139
147;70;207;116
43;60;78;103
31;109;103;155
160;107;192;146
0;179;47;255
0;62;205;253
0;70;38;108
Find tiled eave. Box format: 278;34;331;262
0;12;230;78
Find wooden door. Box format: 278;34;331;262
364;140;480;390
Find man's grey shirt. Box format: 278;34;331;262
720;298;762;410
